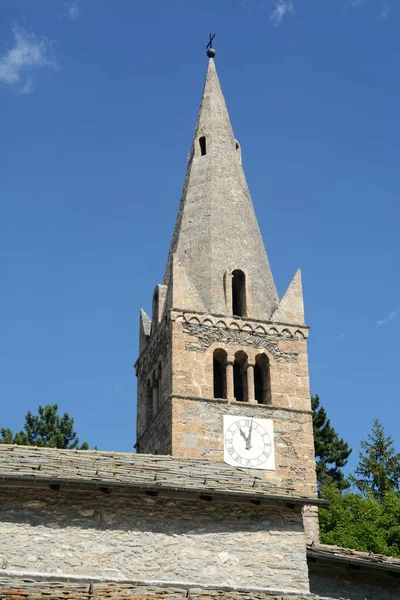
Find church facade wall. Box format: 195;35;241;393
0;487;309;594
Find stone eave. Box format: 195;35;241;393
307;544;400;574
0;473;326;507
0;445;326;508
0;575;315;599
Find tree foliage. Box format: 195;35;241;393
312;395;352;491
319;484;400;558
351;418;400;501
0;404;88;450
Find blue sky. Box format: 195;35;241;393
1;1;399;471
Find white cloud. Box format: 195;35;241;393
350;0;392;18
62;1;80;20
377;311;396;326
379;2;391;19
270;0;295;26
0;25;54;93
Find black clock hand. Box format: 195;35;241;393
239;428;247;443
246;419;253;450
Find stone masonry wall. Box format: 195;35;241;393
171;398;316;498
171;316;311;413
136;317;172;448
0;488;309;594
139;399;172;455
169;313;315;492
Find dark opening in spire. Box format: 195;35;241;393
199;136;206;156
232;270;246;317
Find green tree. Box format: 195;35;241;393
319;484;400;558
351;418;400;501
0;404;89;450
312;395;352;492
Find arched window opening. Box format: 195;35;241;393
234;351;248;402
199;136;206;156
233;362;244;401
255;354;271;405
235;141;240;150
232;270;246;317
254;364;263;403
213;349;227;399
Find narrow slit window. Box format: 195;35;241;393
146;382;153;424
199;136;206;156
232;270;246;317
152;381;159;417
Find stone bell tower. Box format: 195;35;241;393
135;50;317;502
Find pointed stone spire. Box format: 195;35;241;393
271;269;305;325
164;57;278;321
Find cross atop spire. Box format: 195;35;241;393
206;33;216;58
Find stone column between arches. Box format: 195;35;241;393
246;361;256;403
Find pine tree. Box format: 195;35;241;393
352;418;400;501
312;395;352;492
319;484;400;557
0;404;89;450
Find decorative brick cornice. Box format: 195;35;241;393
178;318;300;362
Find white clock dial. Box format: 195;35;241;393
223;415;275;470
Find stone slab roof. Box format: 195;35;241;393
0;578;315;600
0;445;325;506
308;544;400;573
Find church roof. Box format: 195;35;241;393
308;544;400;573
0;577;314;600
0;444;325;506
163;57;278;321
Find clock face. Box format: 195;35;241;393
223;415;275;470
